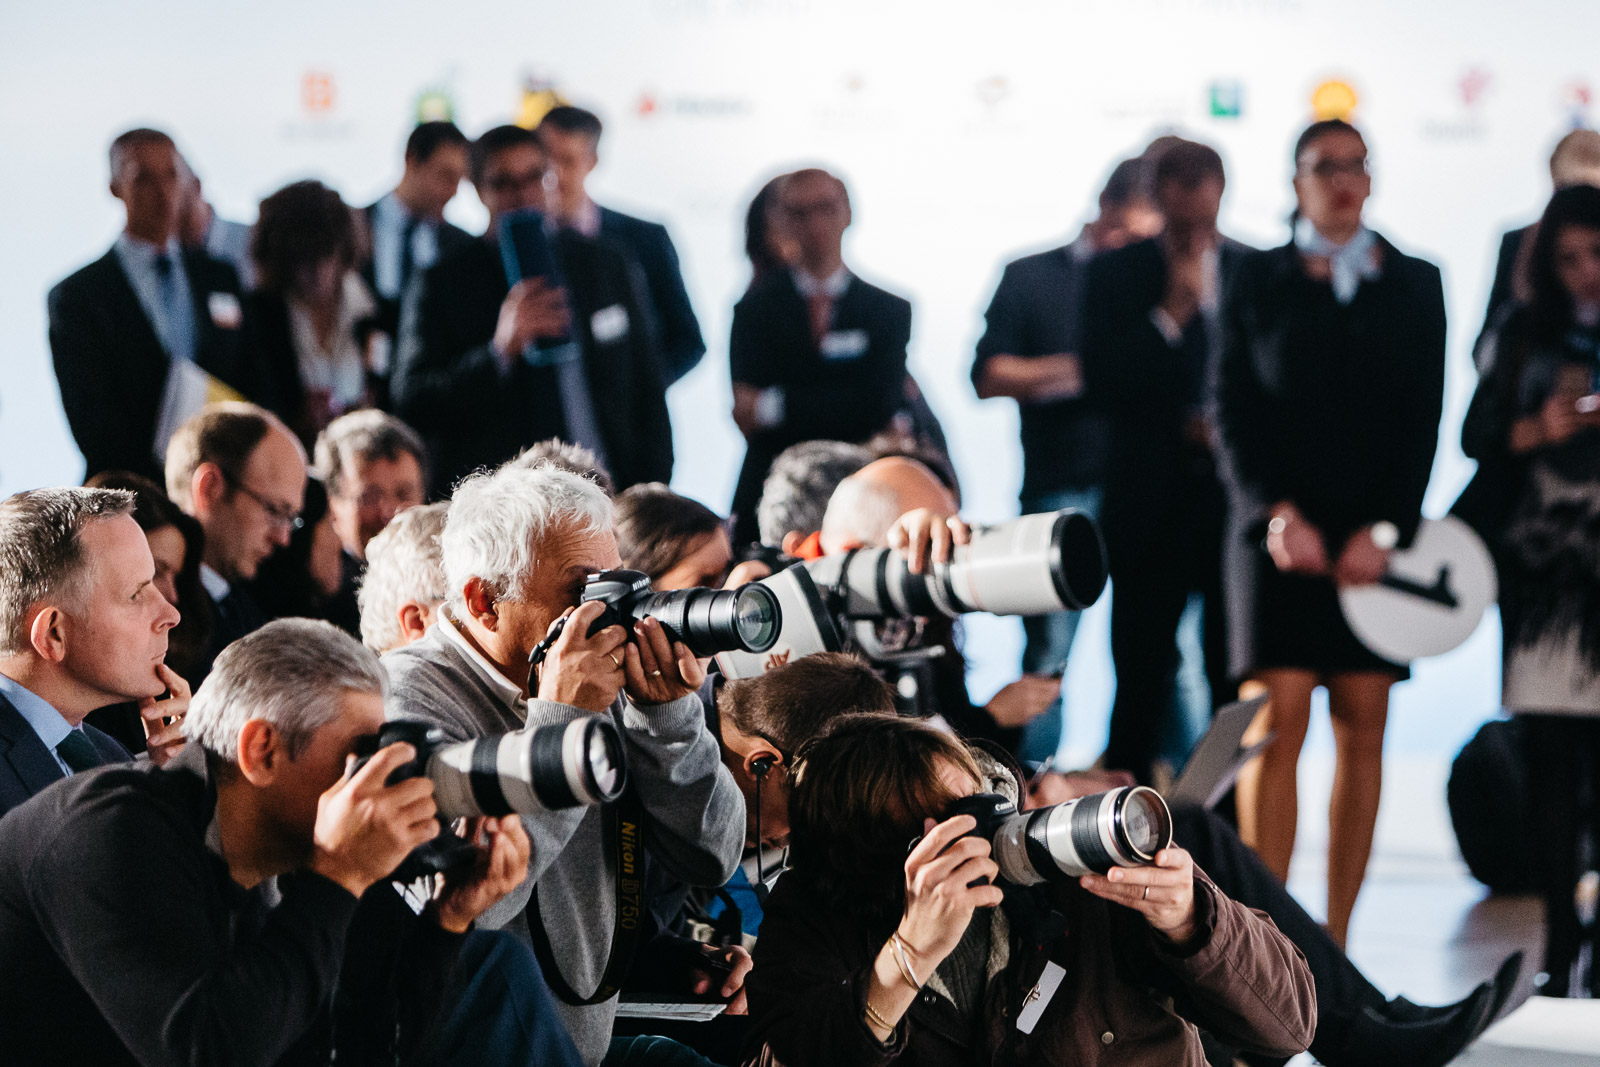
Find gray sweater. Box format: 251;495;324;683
383;620;745;1066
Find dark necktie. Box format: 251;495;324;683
807;292;832;347
56;730;102;773
397;217;420;299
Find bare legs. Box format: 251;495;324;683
1236;668;1393;948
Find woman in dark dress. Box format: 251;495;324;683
1460;184;1600;996
1216;119;1446;948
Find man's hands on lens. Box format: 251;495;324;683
897;815;1005;975
690;944;754;1015
429;815;532;934
310;743;441;899
534;601;628;712
887;508;969;575
140;663;190;766
1079;847;1200;948
622;616;706;705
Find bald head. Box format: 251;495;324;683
820;457;957;554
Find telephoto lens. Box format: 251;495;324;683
948;786;1173;885
578;569;782;658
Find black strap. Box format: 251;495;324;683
527;790;646;1006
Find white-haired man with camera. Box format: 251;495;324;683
383;462;745;1066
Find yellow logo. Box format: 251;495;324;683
1312;80;1358;122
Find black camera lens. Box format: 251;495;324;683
630;584;782;658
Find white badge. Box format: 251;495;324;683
207;291;242;330
1016;961;1067;1035
819;329;869;360
590;304;630;344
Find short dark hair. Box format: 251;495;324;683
502;438;615;496
539;106;603;144
720;653;895;760
165;402;276;509
1100;157;1150;208
470;124;542;187
405;121;468;164
0;487;136;656
109;127;174;181
613;484;724;584
1153;139;1226;189
1294;118;1365;167
252;180;359;294
313;410;428;500
1528;183;1600;342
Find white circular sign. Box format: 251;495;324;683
1339;515;1498;663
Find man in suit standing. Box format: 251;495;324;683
0;487;188;816
1081;139;1252;785
539;106;706;386
393;124;672;496
972;156;1162;762
361;121;473;347
164;402;308;685
48;128;253;481
727;168;912;544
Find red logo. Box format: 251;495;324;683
637;92;658;117
1459;68;1492;108
763;649;792;672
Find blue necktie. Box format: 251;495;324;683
56;730;101;773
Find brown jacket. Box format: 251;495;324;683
742;865;1316;1067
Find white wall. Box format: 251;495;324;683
3;0;1593;755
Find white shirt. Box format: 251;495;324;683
435;608;527;721
791;265;851;301
287;272;376;414
370;192;442;301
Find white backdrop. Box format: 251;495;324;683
4;0;1597;759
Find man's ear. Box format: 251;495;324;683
397;601;431;644
462;578;498;631
27;606;69;664
236;719;284;786
192;462;229;520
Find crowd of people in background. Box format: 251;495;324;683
1;101;1597;1066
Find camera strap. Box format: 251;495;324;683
527;788;647;1006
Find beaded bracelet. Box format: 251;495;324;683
864;999;895;1034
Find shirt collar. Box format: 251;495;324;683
199;563;231;603
792;265;851;300
435;608;526;712
0;671;75;752
374;191;411;227
115;231;182;265
569;197;602;239
1069;232;1097;263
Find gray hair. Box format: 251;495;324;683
756;440;872;546
358;502;448;653
442;464;613;610
313;409;428;500
819;473;906;553
501;437;615;497
0;488;135;656
186;618;386;760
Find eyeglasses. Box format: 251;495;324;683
1300;158;1370;180
350;486;425;512
483;168;547;194
224;474;304;532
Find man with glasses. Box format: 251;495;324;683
165;401;307;684
393;124;671;497
726;167;913;544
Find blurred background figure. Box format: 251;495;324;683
242;476;348;628
742;174;797;290
357;500;448;654
175;155;255;291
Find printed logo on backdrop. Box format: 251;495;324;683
518;73;568;129
1560;80;1594;129
633;90;751;120
1311;79;1359;122
1208;80;1244;120
415;87;457;124
283;69;356;141
813;73;895;131
1421;67;1492;141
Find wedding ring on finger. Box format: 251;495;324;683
1142;885;1150;901
607;651;622;670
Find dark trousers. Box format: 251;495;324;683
1172;804;1379;1064
417;930;584;1067
1521;713;1600;996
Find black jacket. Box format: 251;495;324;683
0;692;130;818
973;242;1109;497
392;232;673;496
0;744;463;1067
1080;236;1252;563
599;206;705;386
241;289;384;448
358;202;474;343
48;246;253;481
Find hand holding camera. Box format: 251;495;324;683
535;600;629;712
898;814;1005;972
1080;846;1199;948
620;615;706;706
311;743;442;898
886;507;970;575
429;815;532;934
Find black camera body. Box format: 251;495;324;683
350;721;478;878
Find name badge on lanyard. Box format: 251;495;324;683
1016;961;1067;1035
819;329;869;361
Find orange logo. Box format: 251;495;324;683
1311;79;1358;122
763;649;792;672
301;70;336;115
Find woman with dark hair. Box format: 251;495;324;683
81;471;211;751
248;179;381;445
744;173;796;289
241;476;348;628
614;483;733;590
1459;183;1600;996
743;713;1316;1066
1216;119;1446;948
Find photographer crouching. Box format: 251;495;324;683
0;617;529;1067
383;462;745;1067
743;713;1315;1066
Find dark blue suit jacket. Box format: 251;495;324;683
598;206;705;386
0;692;131;818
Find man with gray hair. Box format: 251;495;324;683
384;462;744;1066
754;438;871;554
0;486;188;815
0;618;531;1066
359;501;448;653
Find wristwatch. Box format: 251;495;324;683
1369;521;1400;551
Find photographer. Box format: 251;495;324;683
383;463;745;1066
0;618;529;1066
743;713;1316;1065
